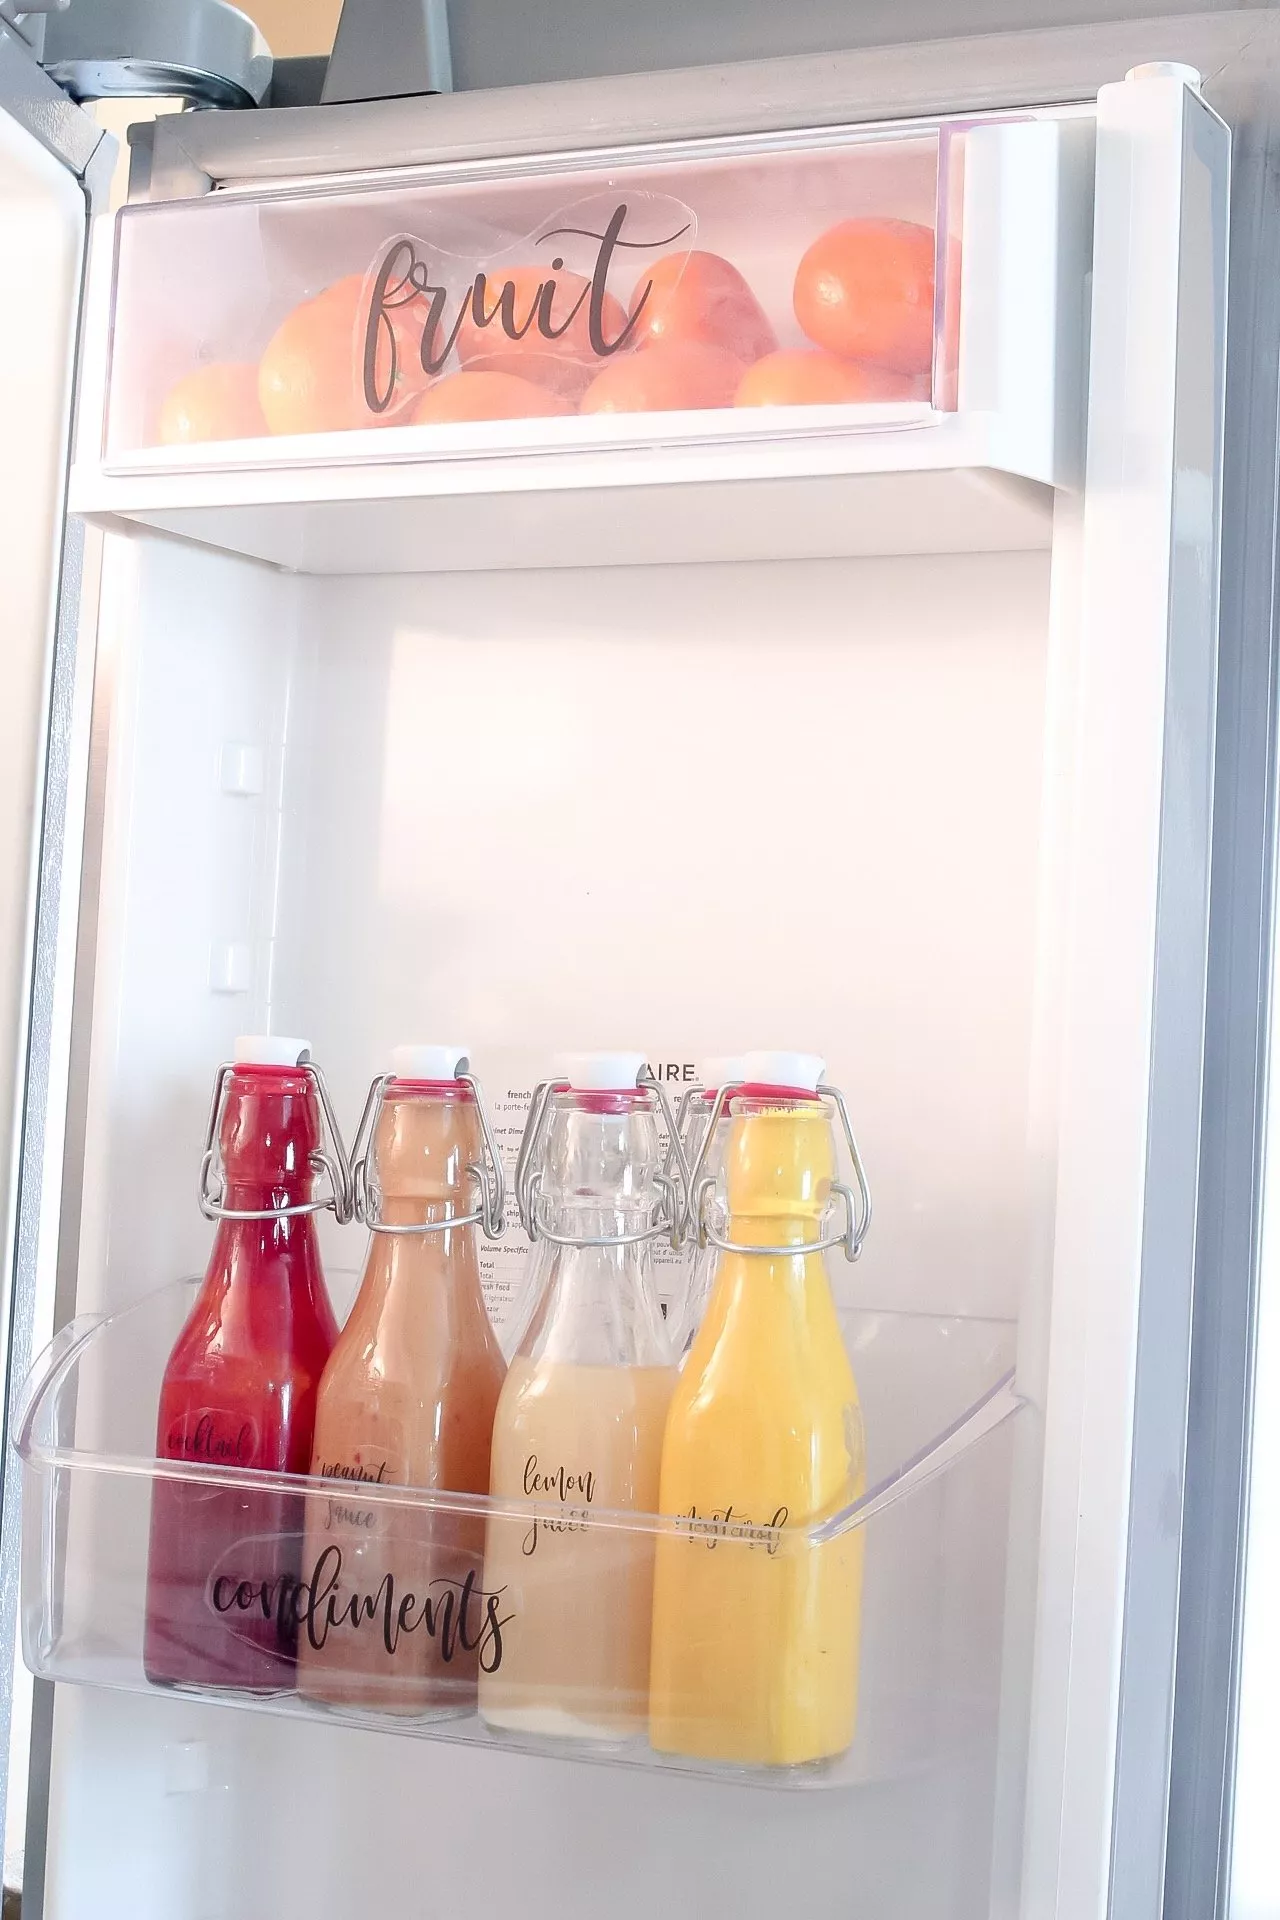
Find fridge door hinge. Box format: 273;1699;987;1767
0;2;67;63
38;0;271;109
322;0;453;104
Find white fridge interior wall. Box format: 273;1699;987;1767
76;538;1050;1336
47;528;1049;1919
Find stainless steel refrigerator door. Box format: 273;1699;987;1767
1219;42;1280;1898
1228;962;1280;1920
1163;20;1280;1920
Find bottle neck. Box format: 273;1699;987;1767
723;1213;822;1253
362;1174;486;1314
536;1093;662;1238
722;1100;834;1255
537;1195;657;1239
368;1216;484;1296
516;1094;670;1365
221;1177;314;1215
205;1197;322;1302
217;1066;321;1199
519;1236;667;1368
377;1194;478;1229
367;1084;484;1242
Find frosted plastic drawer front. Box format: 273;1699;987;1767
103;124;957;464
16;1277;1019;1792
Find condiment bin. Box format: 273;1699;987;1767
14;1275;1021;1789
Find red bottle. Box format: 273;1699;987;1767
144;1038;341;1691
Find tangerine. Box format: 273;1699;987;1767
628;250;775;364
455;263;630;400
157;363;266;444
793;219;936;374
734;350;910;407
579;341;745;414
258;274;428;436
411;370;573;424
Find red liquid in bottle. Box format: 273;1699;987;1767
144;1062;339;1691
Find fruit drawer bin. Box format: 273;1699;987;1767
103;102;1088;479
104;121;957;465
14;1277;1023;1789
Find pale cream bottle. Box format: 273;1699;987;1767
479;1052;677;1740
297;1045;507;1714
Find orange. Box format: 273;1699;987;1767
579;341;745;415
793;219;935;374
258;274;428;436
456;263;629;401
157;364;266;444
411;370;573;424
628;250;776;363
734;350;911;407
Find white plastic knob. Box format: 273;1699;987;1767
559;1051;647;1092
703;1055;746;1090
234;1035;310;1067
1126;62;1201;89
740;1050;826;1092
390;1044;470;1081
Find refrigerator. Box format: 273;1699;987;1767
0;6;1275;1917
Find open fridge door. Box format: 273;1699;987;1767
4;16;1279;1920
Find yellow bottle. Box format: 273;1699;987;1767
649;1061;865;1767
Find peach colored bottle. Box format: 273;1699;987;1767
297;1047;506;1714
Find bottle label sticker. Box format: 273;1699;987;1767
309;1439;402;1536
163;1408;260;1468
205;1532;511;1673
517;1452;596;1557
359;194;694;415
675;1504;791;1555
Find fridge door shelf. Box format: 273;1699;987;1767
67;107;1090;572
14;1277;1022;1790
